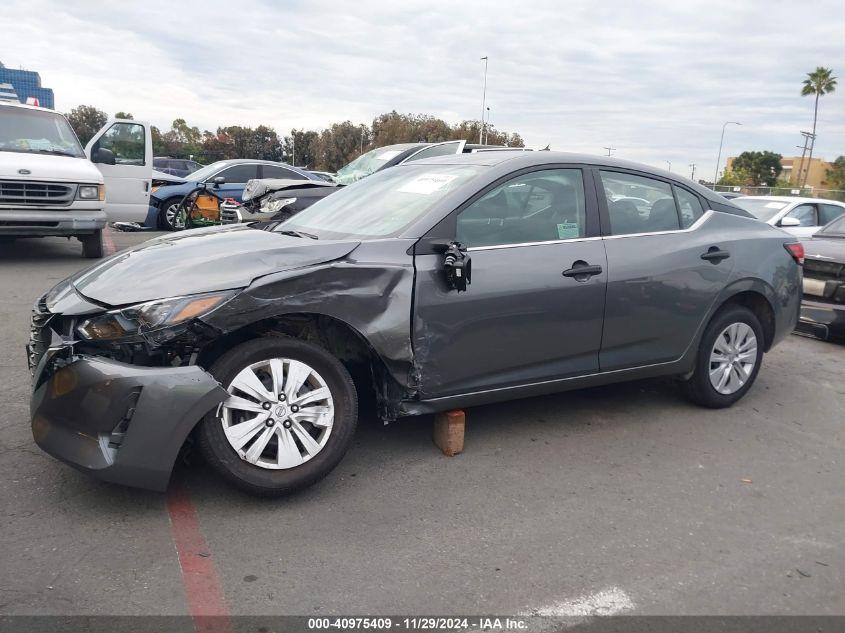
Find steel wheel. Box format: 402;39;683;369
708;322;758;395
219;358;334;469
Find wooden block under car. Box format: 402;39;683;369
433;409;465;456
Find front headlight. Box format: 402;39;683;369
78;184;105;201
261;197;297;214
77;290;236;341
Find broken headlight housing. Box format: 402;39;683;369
77;290;236;341
261;197;297;214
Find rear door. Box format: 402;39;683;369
597;169;736;370
86;119;152;222
412;166;607;397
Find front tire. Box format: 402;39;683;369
197;337;358;496
80;230;104;258
158;197;186;231
681;305;764;408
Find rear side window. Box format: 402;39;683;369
675;187;704;228
457;169;586;248
819;203;845;225
600;171;679;235
262;165;307;180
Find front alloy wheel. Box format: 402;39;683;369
197;337;357;496
220;358;335;469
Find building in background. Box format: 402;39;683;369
725;155;833;190
0;61;54;109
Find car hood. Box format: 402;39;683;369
802;236;845;263
70;225;360;306
0;150;103;184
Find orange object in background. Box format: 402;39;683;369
191;192;220;222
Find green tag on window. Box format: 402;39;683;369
557;222;580;239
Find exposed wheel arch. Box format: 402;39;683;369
715;290;776;352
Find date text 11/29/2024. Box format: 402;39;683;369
307;617;529;630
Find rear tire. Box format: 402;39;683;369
681;305;764;408
80;230;104;258
197;337;358;496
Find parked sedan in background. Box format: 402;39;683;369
153;156;203;177
797;214;845;341
733;195;845;237
29;151;801;496
148;159;322;230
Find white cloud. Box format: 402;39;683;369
2;0;843;174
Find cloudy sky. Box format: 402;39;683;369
2;0;843;177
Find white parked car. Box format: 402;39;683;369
0;102;152;257
732;195;845;238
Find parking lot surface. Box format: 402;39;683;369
1;232;843;617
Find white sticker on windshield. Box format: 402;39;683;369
397;173;458;195
766;202;785;208
375;150;402;161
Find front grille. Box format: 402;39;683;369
27;296;53;376
220;202;242;224
0;180;76;206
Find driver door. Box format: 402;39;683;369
412;166;607;398
86;119;152;222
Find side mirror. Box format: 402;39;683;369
211;176;226;186
779;216;801;227
438;242;472;292
92;147;116;165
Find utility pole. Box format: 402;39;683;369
689;164;697;181
714;121;741;188
479;56;488;144
665;160;672;172
360;126;365;155
291;134;296;167
795;130;815;187
603;146;616;157
483;107;490;145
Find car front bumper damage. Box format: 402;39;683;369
31;350;227;492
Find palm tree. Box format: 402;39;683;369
799;67;837;186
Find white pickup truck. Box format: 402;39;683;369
0;102;152;257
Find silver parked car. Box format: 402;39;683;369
30;152;802;495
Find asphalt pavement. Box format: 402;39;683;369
0;231;842;618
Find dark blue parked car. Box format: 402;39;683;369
148;159;321;230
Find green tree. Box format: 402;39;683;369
800;67;837;186
283;129;320;167
825;155;845;190
114;112;134;120
730;151;783;186
65;105;107;145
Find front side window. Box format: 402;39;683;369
785;204;817;227
93;122;146;165
819;203;845;225
675;187;704;228
601;171;679;235
280;163;483;240
456;169;586;248
217;164;259;183
0;107;85;157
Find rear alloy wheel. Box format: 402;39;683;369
682;305;764;408
158;197;186;231
198;337;357;496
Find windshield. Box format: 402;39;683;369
187;160;228;182
278;163;484;240
0;107;85;157
732;198;789;221
333;146;411;185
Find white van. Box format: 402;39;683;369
0;102;152;257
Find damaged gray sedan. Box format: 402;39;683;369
29;152;802;495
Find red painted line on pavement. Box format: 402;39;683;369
102;227;117;256
167;485;234;633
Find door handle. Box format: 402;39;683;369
562;261;603;280
701;247;730;263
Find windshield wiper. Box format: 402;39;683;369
30;149;80;157
277;229;319;240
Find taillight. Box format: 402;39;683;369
784;242;804;265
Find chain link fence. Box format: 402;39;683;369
709;184;845;202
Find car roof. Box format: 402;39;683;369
409;150;727;203
734;195;841;204
0;101;58;113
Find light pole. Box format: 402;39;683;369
603;146;616;157
689;163;697;181
483;106;491;144
714;121;741;187
665;160;672;172
479;56;488;144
